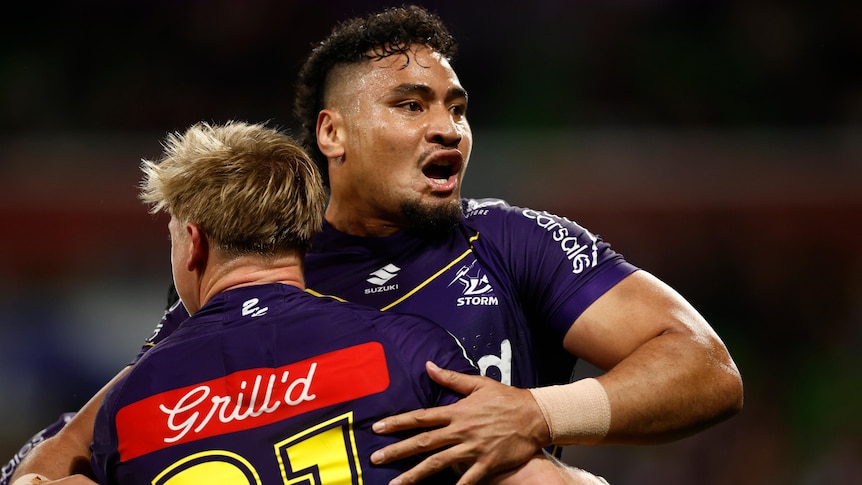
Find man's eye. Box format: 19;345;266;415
450;104;467;117
401;101;422;111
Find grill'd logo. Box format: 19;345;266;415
114;342;389;462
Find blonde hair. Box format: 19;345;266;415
140;121;326;256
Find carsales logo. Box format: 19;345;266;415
522;209;597;274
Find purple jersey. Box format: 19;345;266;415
1;198;638;483
142;198;637;388
303;198;638;388
92;284;474;484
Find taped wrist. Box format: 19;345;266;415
529;378;611;445
12;474;50;485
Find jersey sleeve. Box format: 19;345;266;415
466;199;639;340
130;299;189;365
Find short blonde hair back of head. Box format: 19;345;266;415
139;121;326;256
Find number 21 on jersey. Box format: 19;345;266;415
151;412;363;485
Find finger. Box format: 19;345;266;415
426;361;485;395
387;444;474;485
373;405;450;435
454;460;491;485
371;427;457;464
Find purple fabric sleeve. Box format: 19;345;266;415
468;201;639;340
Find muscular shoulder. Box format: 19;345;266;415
460;198;526;236
461;197;516;221
459;197;636;295
463;197;586;228
461;197;598;251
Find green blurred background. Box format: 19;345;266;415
1;1;860;483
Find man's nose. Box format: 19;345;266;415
426;107;463;148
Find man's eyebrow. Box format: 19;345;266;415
446;86;468;103
389;83;434;98
388;83;469;102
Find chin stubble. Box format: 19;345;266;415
400;198;463;236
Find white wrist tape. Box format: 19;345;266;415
11;474;50;485
529;378;611;445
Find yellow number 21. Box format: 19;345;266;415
151;412;362;485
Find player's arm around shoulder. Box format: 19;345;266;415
8;367;132;484
560;269;743;444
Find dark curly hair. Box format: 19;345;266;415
293;4;458;186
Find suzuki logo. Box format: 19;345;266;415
367;264;401;286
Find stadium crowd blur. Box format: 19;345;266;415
1;1;859;483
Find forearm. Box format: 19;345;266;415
10;367;131;482
533;331;742;446
548;270;744;445
9;435;93;482
598;330;743;443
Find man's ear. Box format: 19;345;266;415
316;109;345;161
185;222;209;272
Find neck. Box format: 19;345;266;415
325;200;402;237
194;253;305;313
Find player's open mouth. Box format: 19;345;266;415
424;161;455;183
422;151;462;192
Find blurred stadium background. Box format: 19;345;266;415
1;1;860;483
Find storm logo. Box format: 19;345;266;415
449;260;498;306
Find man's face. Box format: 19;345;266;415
326;45;473;235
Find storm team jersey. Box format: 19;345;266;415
303;198;638;388
141;198;638;387
1;198;639;484
93;284;474;484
